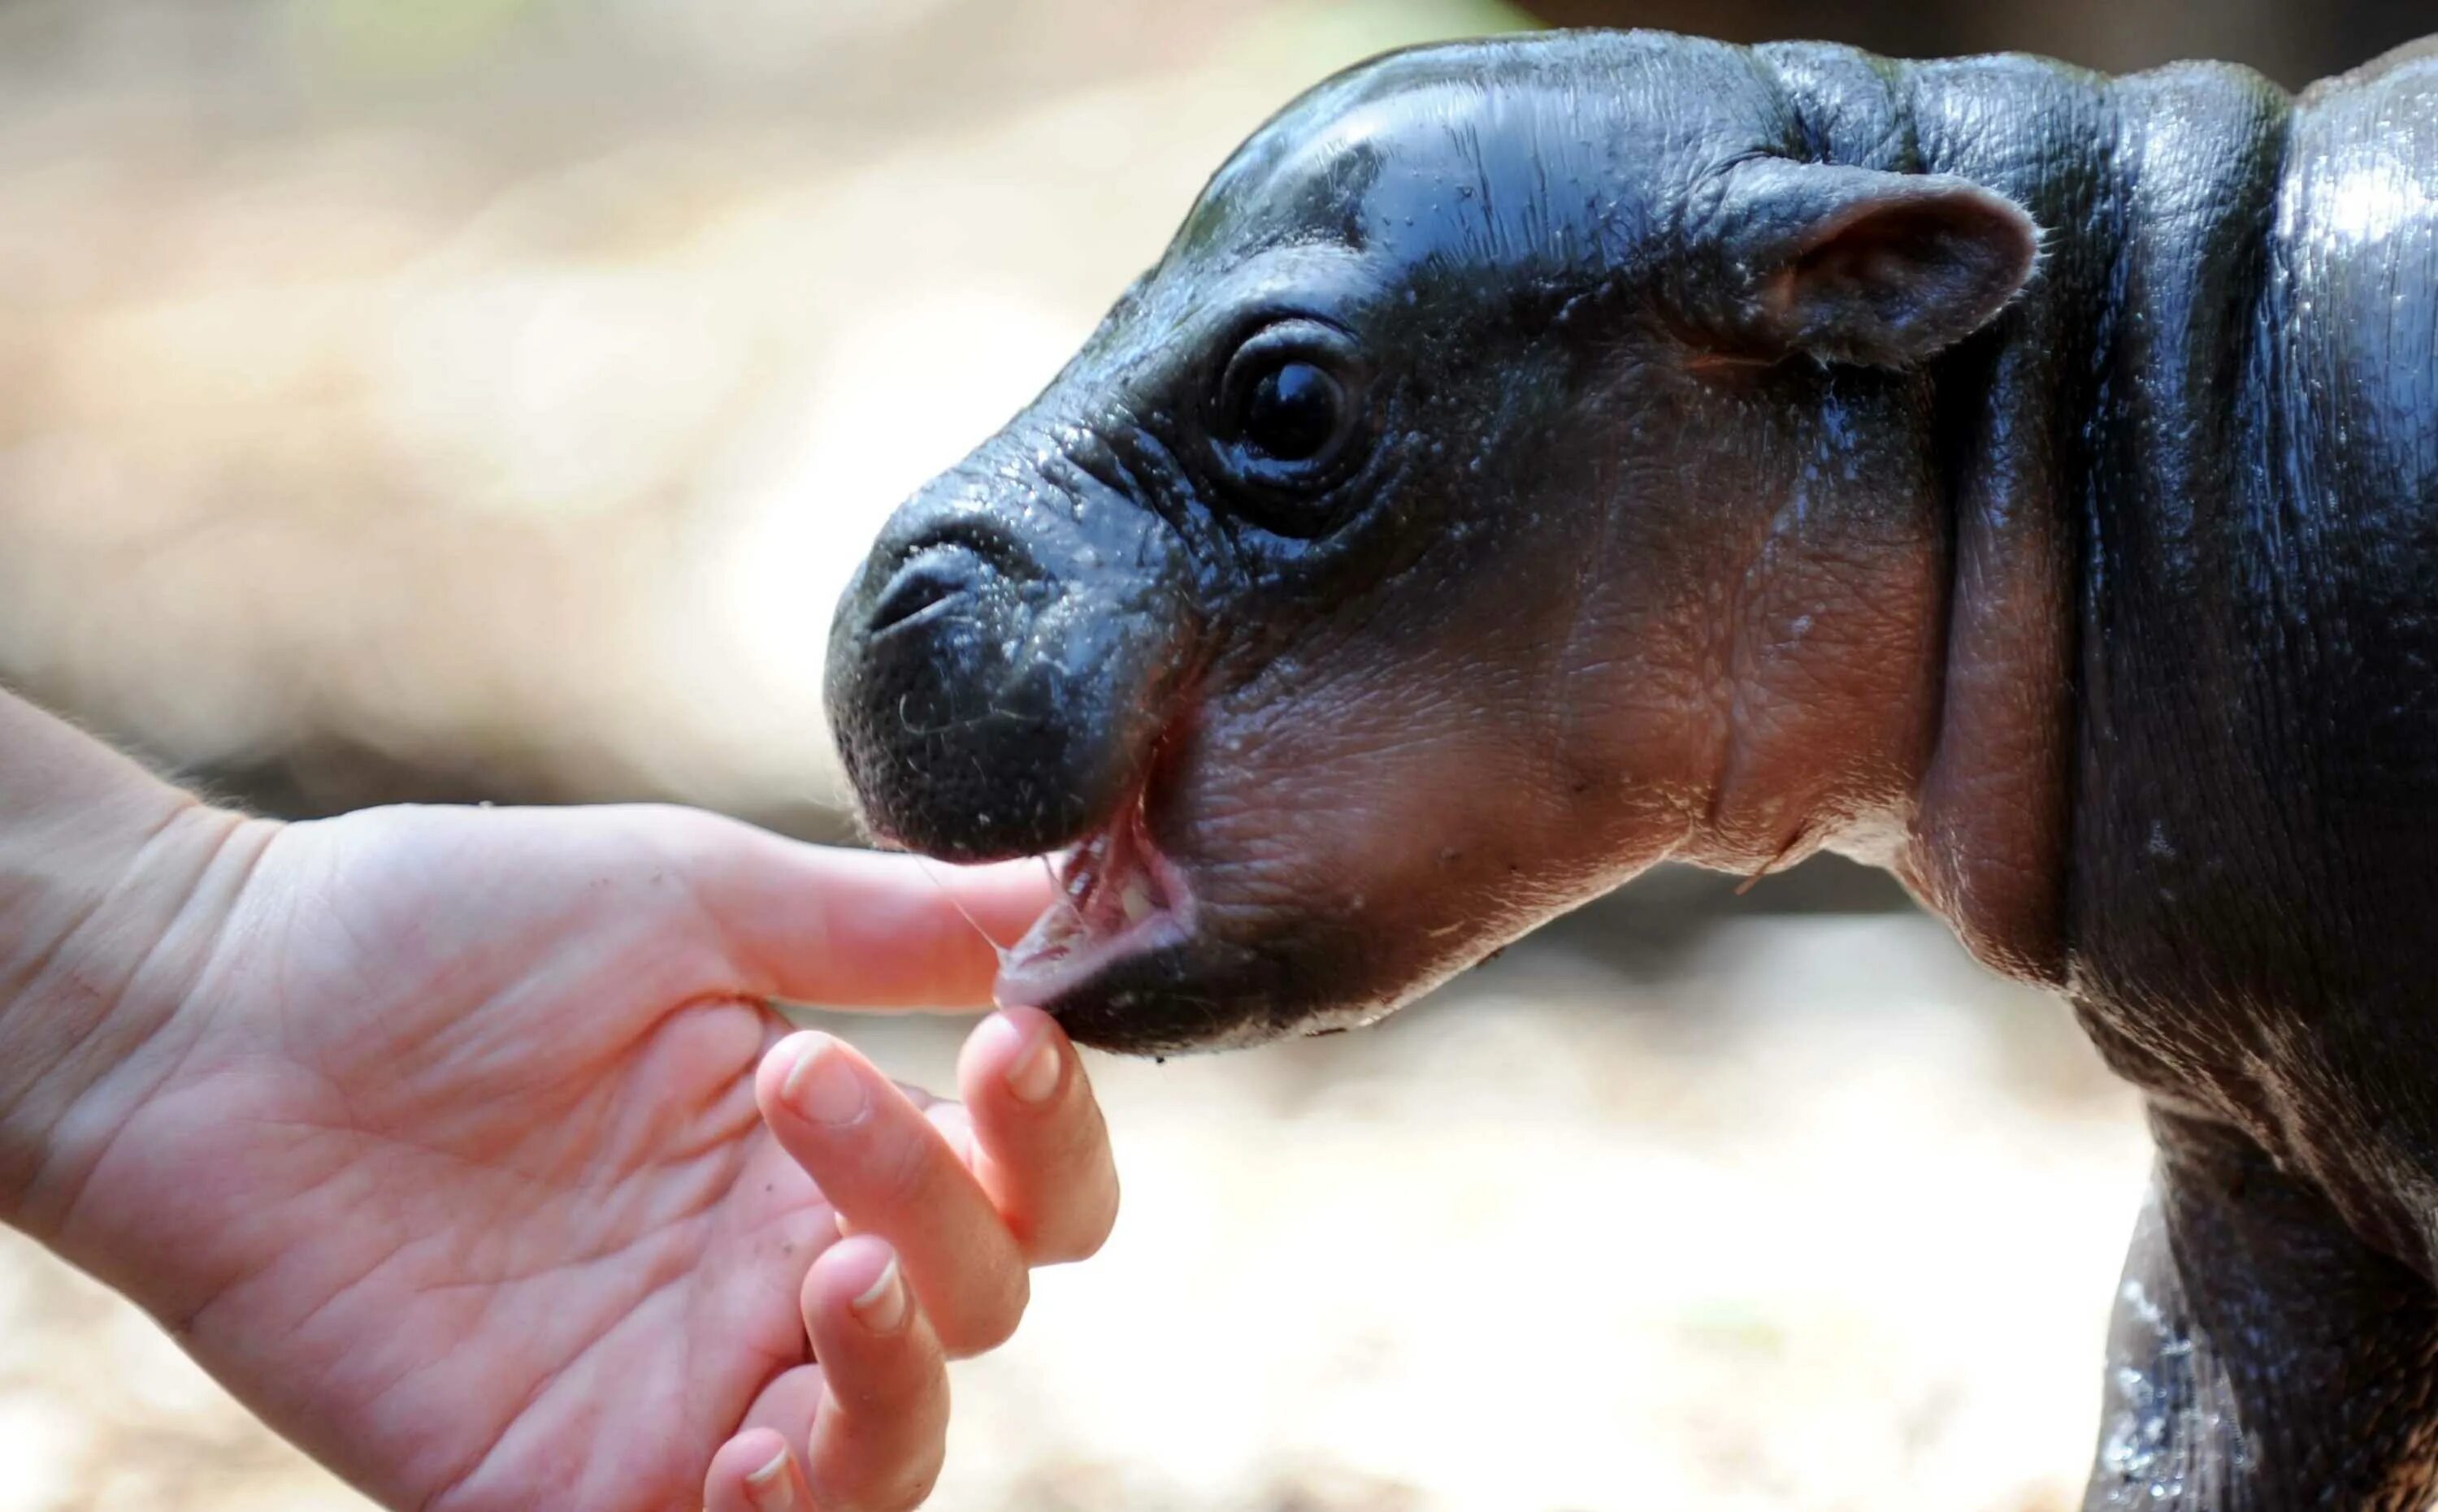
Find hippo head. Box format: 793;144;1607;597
825;32;2039;1053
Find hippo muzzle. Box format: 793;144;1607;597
825;453;1189;865
825;412;1270;1051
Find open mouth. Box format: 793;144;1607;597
995;785;1195;1008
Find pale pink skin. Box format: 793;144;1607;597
0;726;1119;1512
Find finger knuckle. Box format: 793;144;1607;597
944;1267;1028;1358
845;1416;947;1511
863;1124;947;1211
1032;1169;1121;1265
1065;1194;1121;1263
826;1459;938;1512
898;1441;948;1510
870;1458;942;1512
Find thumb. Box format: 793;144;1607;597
649;810;1053;1009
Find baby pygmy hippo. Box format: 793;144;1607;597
826;30;2438;1510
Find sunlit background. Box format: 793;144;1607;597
0;2;2423;1508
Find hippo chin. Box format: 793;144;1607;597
827;29;2438;1507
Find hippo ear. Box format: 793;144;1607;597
1690;159;2039;368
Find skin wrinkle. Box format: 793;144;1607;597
419;1255;705;1512
1705;418;1815;850
177;973;768;1336
2;808;203;1053
663;844;818;1014
18;811;274;1234
1544;456;1613;787
215;1173;423;1392
432;1149;740;1319
0;800;190;1030
250;1050;765;1509
534;999;742;1205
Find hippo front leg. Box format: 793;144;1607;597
2085;1110;2438;1510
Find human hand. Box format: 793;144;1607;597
11;801;1117;1510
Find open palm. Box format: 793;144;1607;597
33;801;1106;1510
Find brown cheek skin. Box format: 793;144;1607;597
1151;354;1986;1029
1596;366;1952;885
1699;489;1949;874
1160;595;1716;1019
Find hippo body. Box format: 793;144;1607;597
826;32;2438;1508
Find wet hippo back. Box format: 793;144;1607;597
2074;43;2438;1259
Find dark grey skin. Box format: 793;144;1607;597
824;31;2438;1508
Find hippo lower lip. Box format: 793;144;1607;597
995;784;1197;1010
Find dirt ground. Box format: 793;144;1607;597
0;3;2154;1508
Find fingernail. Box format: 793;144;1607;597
783;1033;866;1127
852;1254;909;1333
1005;1024;1061;1104
744;1446;797;1512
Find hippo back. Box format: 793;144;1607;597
2063;39;2438;1259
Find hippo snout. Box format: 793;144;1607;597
825;474;1191;864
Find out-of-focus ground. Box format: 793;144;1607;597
0;0;2236;1506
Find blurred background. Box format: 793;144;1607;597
0;2;2421;1509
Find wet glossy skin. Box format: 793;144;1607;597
826;30;2438;1509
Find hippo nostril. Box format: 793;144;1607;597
867;545;987;636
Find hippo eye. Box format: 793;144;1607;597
1238;361;1344;462
1211;320;1369;521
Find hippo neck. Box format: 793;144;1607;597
1757;45;2292;990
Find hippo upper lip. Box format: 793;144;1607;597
994;782;1196;1009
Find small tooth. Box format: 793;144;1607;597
1120;879;1153;924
